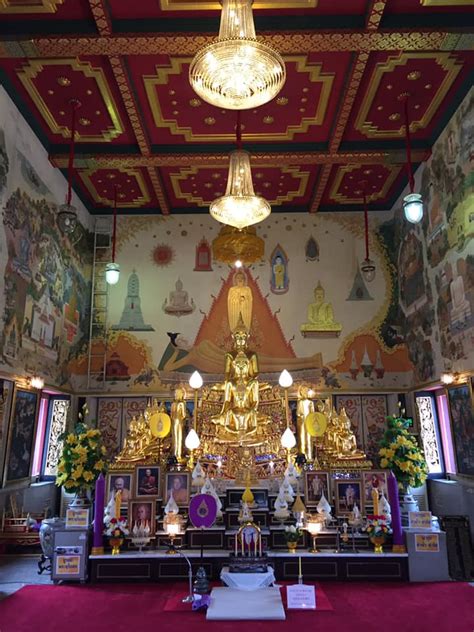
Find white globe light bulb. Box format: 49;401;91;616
105;262;120;285
279;369;293;388
185;428;201;450
403;193;423;224
189;370;203;390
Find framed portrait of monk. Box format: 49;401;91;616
304;471;330;506
134;465;160;499
3;387;39;485
165;472;190;506
106;472;132;506
335;479;363;516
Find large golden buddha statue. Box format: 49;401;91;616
335;407;365;459
300;281;342;337
212;316;270;444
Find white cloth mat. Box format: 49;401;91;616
206;587;286;620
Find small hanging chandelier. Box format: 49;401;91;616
402;96;423;224
57;99;80;235
105;186;120;285
360;182;376;283
210;112;271;230
189;0;286;110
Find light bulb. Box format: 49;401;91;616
29;376;44;390
105;262;120;285
278;369;293;389
234;259;243;268
57;203;78;235
403;193;423;224
361;257;376;283
440;373;454;385
189;370;203;390
281;427;296;449
185;428;201;450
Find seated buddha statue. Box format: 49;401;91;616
300;282;342;334
335;407;365;459
212;316;270;443
163;278;195;316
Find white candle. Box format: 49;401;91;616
259;534;262;557
235;533;238;556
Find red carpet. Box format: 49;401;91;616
1;582;473;632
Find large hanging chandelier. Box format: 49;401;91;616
189;0;286;110
210;113;271;230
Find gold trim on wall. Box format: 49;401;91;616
143;56;334;142
17;58;124;142
355;52;463;138
0;0;63;13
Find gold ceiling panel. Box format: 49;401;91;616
160;0;317;9
0;0;63;12
420;0;474;4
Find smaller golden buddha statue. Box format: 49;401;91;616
335;407;365;459
170;386;187;462
296;385;314;461
120;414;154;461
300;281;342;336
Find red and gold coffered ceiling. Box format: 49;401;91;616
0;0;473;215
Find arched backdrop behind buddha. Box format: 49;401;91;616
158;267;322;376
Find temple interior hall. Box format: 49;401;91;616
0;1;473;630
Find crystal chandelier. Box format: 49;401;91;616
189;0;286;110
210;113;271;230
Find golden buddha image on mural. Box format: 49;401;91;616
301;281;342;337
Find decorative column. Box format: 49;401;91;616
387;471;406;553
91;473;105;555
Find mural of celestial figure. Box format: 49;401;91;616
170;386;187;462
305;236;319;262
163;279;195;317
296;385;314;461
111;270;154;331
300;281;342;336
270;245;289;294
227;269;253;333
450;271;471;329
194;237;213;271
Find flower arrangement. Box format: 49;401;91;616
364;515;392;538
55;405;107;494
378;415;427;491
284;525;303;542
104;517;129;538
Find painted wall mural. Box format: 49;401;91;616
0;87;92;388
379;87;474;383
68;206;415;393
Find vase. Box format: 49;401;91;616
109;537;124;555
68;488;91;510
400;490;419;516
370;535;386;554
287;541;298;553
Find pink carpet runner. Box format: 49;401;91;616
1;582;473;632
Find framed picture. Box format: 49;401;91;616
106;472;133;505
134;465;161;498
129;500;155;534
362;471;388;504
3;387;39;485
165;472;190;506
304;471;330;506
226;489;268;508
335;479;364;515
447;382;474;476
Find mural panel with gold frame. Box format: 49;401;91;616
3;386;40;485
447;382;474;477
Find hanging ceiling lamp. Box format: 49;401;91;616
210;112;271;230
212;224;264;266
57;99;80;235
105;186;120;285
189;0;286;110
360;182;376;283
402;96;424;224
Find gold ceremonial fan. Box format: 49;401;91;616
304;411;327;437
149;412;171;438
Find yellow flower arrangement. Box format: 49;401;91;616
55;405;108;494
378;415;427;491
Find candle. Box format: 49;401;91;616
298;555;302;578
235;533;238;556
387;471;405;551
92;473;105;554
259;534;262;557
241;535;244;557
371;488;379;516
114;489;122;519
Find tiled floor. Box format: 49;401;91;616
0;555;53;600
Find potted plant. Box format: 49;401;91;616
104;517;130;555
284;525;302;553
365;515;392;553
55;405;107;509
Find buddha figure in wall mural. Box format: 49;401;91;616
300;281;342;336
163;279;195;316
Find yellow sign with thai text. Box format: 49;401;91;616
408;511;432;530
415;534;439;553
66;508;89;528
55;555;81;575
